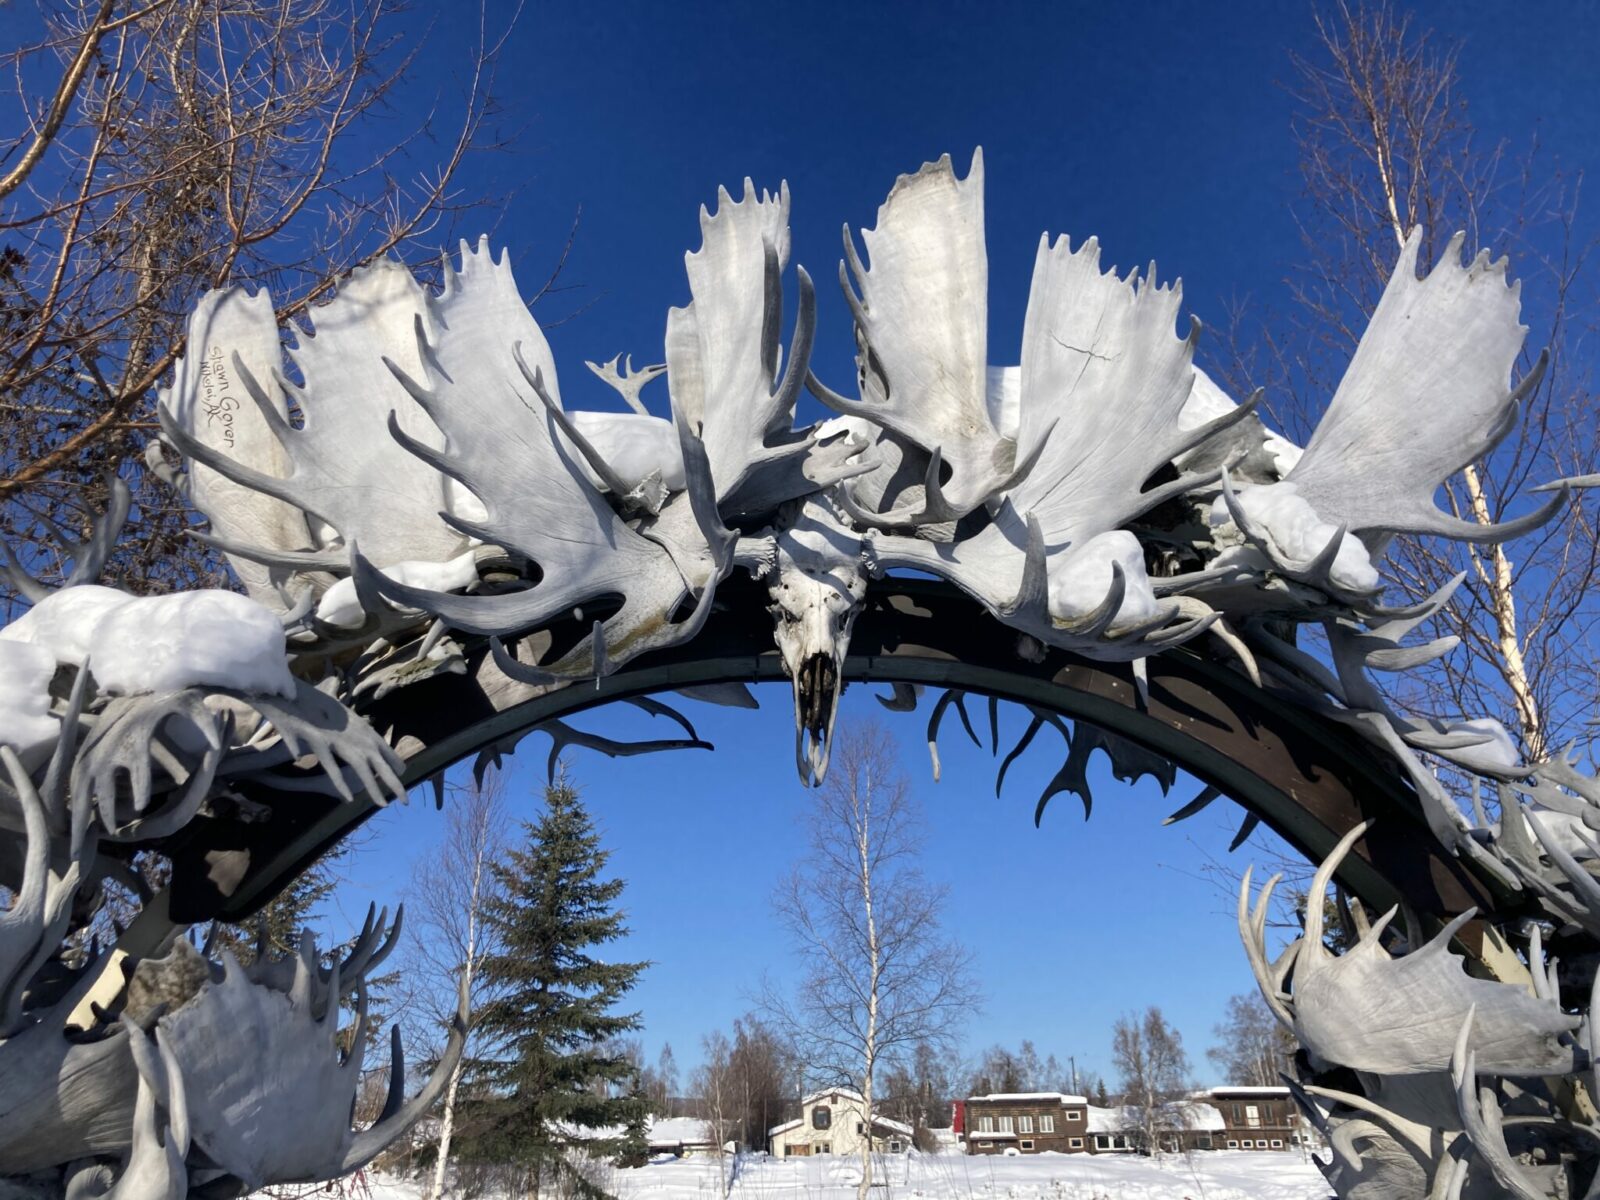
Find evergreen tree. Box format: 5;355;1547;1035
456;771;651;1197
206;858;337;966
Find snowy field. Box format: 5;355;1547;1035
338;1150;1332;1200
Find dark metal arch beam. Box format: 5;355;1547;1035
163;576;1506;943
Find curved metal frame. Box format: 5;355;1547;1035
161;575;1505;951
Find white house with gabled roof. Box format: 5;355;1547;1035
767;1087;912;1158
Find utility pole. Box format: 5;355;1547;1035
1069;1057;1078;1095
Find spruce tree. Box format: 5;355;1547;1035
206;858;337;966
456;771;650;1196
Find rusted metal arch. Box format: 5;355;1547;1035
161;575;1507;947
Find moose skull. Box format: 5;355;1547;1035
767;498;868;786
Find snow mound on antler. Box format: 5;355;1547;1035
0;641;59;755
0;585;129;665
1051;531;1159;625
1;588;293;698
1211;481;1379;591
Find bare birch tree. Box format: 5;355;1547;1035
0;0;518;606
692;1031;736;1194
765;722;979;1200
727;1015;796;1153
1111;1007;1193;1156
1209;0;1599;762
634;1042;678;1115
1206;992;1297;1088
407;768;509;1200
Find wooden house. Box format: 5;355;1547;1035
767;1088;912;1158
960;1092;1090;1155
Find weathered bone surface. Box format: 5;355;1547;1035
4;149;1599;1196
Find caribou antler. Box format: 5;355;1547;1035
585;353;666;416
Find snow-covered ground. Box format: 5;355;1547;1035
338;1149;1332;1199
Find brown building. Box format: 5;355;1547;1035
961;1092;1090;1155
1201;1087;1302;1151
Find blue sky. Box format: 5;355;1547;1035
338;687;1263;1092
314;0;1600;1090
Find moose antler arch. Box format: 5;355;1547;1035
3;150;1596;1198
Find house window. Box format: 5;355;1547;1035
1018;1115;1033;1134
979;1140;993;1149
812;1107;831;1130
1227;1140;1239;1149
1068;1137;1083;1149
998;1116;1014;1133
1093;1135;1112;1150
1271;1140;1284;1149
979;1116;994;1133
818;1142;830;1154
1245;1105;1261;1128
1231;1104;1242;1122
1040;1114;1055;1133
1020;1139;1034;1150
856;1122;864;1135
1063;1109;1081;1123
1196;1135;1213;1150
888;1141;902;1153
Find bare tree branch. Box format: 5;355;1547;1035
0;0;521;605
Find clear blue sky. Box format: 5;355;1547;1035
316;0;1600;1090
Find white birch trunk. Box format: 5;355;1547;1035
1365;91;1544;757
857;783;879;1200
425;834;489;1200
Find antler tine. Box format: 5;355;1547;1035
322;948;343;1026
362;904;404;980
338;974;469;1173
926;689;981;782
1449;1007;1548;1200
1303;520;1349;582
1237;866;1296;1028
0;746;51;1032
539;717;713;784
1163;785;1221;826
371;1021;404;1121
1589;964;1600;1108
344;975;372;1076
1217;465;1267;544
0;537;49;603
1525;805;1600;922
771;264;818;414
995;711;1046;797
61;474;132;588
1299;1082;1434;1161
119;1019;189;1193
333;904;383;985
515;346;641;505
1304;821;1373;960
1056;561;1127;639
625;695;702;742
47;661;92;834
584;353;666;417
1438;1156;1469;1200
